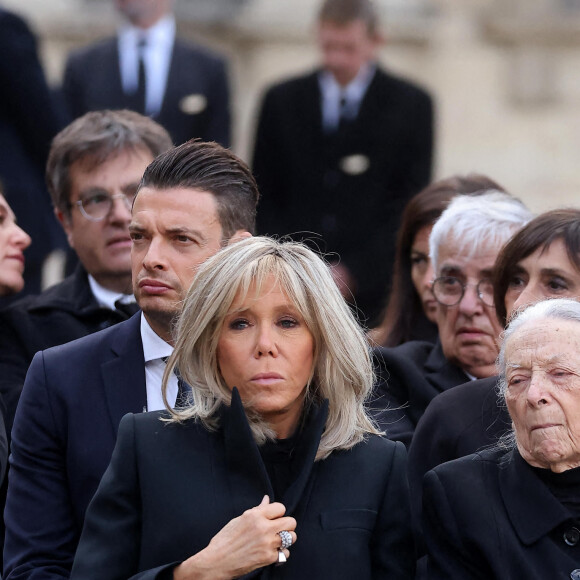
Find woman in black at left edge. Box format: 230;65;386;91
71;236;415;580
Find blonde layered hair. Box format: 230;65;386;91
162;237;380;460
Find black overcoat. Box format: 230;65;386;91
72;390;415;579
423;448;580;579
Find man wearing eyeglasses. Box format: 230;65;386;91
0;110;172;438
371;191;533;449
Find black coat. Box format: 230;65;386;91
423;448;580;579
371;340;470;447
252;67;433;324
0;266;135;434
62;36;230;147
71;390;415;580
407;376;512;527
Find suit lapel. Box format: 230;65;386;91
100;315;147;435
424;340;469;397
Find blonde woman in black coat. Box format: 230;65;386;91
71;237;414;580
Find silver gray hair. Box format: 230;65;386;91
496;298;580;449
429;191;533;273
162;236;381;460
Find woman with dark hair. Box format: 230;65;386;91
494;208;580;326
370;174;505;347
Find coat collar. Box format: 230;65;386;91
499;448;574;545
424;339;470;393
222;388;329;516
24;265;118;319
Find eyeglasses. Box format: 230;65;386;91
431;276;494;307
73;192;135;222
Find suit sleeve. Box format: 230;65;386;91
4;352;79;579
371;441;415;579
71;414;179;580
399;89;434;195
203;57;231;148
251;87;288;236
0;11;65;168
422;469;490;579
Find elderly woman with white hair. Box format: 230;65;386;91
70;236;415;579
422;298;580;579
371;190;533;447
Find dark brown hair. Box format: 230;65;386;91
493;208;580;326
371;174;506;347
318;0;379;37
139;139;259;238
47;110;173;215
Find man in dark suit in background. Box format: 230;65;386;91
0;110;172;437
252;0;434;324
62;0;231;147
0;7;68;298
3;140;258;579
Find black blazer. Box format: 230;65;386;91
252;67;433;324
3;315;147;580
62;36;230;147
423;448;580;579
371;340;470;447
72;390;415;579
0;266;136;434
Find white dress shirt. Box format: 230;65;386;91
118;15;175;116
319;63;376;132
88;275;136;311
140;314;178;412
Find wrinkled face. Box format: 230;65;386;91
410;225;437;323
0;194;31;296
217;275;315;439
114;0;172;27
436;241;503;378
504;317;580;472
130;187;224;341
317;19;377;87
504;239;580;319
59;148;152;293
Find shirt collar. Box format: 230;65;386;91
88;275;135;311
118;14;175;49
319;62;376;103
140;313;173;363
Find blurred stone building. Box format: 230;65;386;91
8;0;580;212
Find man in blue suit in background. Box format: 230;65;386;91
62;0;231;147
3;139;258;579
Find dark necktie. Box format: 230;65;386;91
161;357;191;408
129;37;147;114
114;299;140;319
337;94;350;132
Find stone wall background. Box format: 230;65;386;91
6;0;580;213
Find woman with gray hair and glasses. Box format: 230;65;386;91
71;236;415;579
422;298;580;579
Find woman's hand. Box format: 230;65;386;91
173;495;297;580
